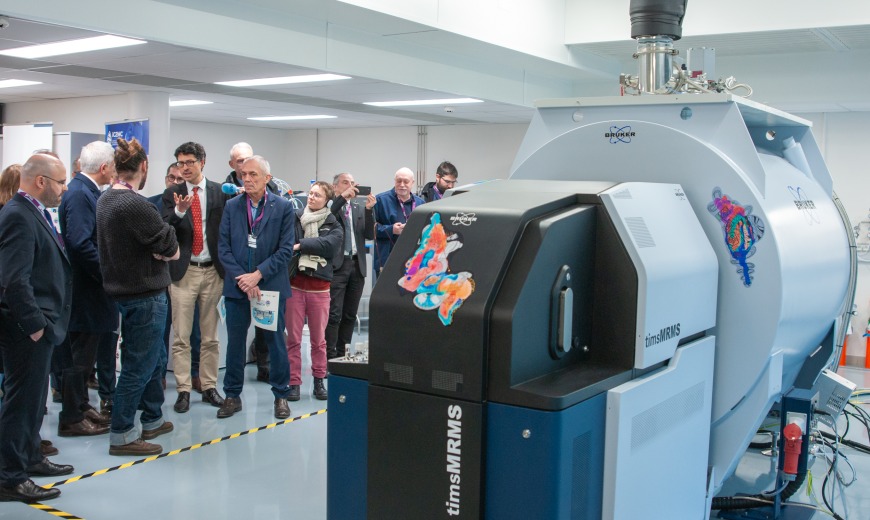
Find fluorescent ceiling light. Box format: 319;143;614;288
169;100;214;107
247;115;337;121
0;35;146;59
364;98;483;107
216;74;351;87
0;79;42;89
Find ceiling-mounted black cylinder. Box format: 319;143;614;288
630;0;687;40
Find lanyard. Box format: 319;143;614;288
18;190;49;224
398;195;415;222
433;185;442;200
116;180;136;191
246;192;267;235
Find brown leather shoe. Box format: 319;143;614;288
192;376;202;394
217;397;242;419
109;439;162;456
201;388;225;407
274;398;291;420
40;440;58;457
58;417;109;437
142;421;174;441
84;407;111;426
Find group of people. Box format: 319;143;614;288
0;139;458;503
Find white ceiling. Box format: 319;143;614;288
1;3;869;129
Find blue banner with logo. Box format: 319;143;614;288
105;119;149;154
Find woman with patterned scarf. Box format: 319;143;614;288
285;181;343;401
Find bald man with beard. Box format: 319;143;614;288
0;154;75;502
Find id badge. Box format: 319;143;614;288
248;234;257;249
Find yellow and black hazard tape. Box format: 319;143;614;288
46;408;327;489
28;502;84;519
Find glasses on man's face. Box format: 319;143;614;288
166;175;184;184
438;176;457;186
175;159;199;168
40;175;66;187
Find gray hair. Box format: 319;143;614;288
243;155;271;175
229;142;253;159
80;141;115;174
333;172;352;184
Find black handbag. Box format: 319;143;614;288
287;251;301;280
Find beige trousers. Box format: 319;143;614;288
169;265;222;392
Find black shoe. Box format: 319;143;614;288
174;391;190;413
313;378;328;401
142;421;173;441
217;397;242;419
0;479;61;502
256;367;270;383
201;388;225;408
274;398;291;420
26;458;74;477
288;385;300;402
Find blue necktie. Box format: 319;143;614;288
43;208;65;250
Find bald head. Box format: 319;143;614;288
394;167;414;201
20;153;67;208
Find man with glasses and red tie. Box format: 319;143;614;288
161;142;230;414
0;153;75;502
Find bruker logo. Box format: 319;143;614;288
605;125;635;143
450;212;477;226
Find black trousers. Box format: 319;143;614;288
325;255;365;359
71;331;117;402
0;331;53;486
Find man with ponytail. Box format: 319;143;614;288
96;138;179;457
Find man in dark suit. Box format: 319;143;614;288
162;142;229;413
217;155;296;420
0;154;75;502
57;141;119;436
327;173;376;359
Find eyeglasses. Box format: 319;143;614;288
165;175;184;183
40;175;66;186
174;159;200;168
438;176;457;186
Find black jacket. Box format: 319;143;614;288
162;180;231;280
292;210;343;283
330;196;374;277
420;181;442;203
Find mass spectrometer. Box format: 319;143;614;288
326;1;855;519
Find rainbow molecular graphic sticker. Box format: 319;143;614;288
399;213;475;325
707;188;765;287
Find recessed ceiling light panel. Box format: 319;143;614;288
364;98;483;107
0;35;146;59
217;74;351;87
247;115;337;121
0;79;42;89
169;100;214;107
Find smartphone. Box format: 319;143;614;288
356;185;372;196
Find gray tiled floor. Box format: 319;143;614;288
1;357;868;519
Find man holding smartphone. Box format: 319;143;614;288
327;173;376;359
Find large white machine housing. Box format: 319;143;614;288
509;93;852;495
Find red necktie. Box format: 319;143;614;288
191;187;203;256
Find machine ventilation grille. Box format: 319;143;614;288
432;370;464;392
612;189;633;199
384;363;414;385
631;382;705;451
571;432;592;520
624;217;656;248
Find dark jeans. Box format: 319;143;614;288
110;293;168;446
164;293;201;377
325;256;365;358
223;296;291;400
0;331;53;486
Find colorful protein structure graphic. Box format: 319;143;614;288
399;213;475;325
707;188;765;287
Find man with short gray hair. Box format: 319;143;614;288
373;167;423;273
58;141;118;435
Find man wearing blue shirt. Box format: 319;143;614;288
373;167;423;275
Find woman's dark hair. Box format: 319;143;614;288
114;138;147;177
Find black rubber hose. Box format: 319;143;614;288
710;470;806;511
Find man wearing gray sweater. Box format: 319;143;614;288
96;138;179;456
